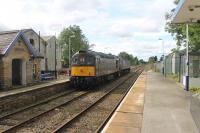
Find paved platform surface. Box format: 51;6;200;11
102;71;198;133
0;78;69;98
141;72;198;133
102;72;146;133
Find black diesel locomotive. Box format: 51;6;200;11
70;50;130;87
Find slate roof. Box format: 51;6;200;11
0;30;42;58
0;30;18;55
22;29;47;43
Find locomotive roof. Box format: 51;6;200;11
75;50;117;59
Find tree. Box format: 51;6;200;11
165;0;200;51
154;56;158;62
118;52;140;65
58;25;90;66
138;59;147;65
160;56;164;61
148;56;157;63
133;57;139;65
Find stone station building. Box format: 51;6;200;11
0;30;42;89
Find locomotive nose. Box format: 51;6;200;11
71;66;96;77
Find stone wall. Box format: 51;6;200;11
0;38;41;89
32;58;41;82
26;60;33;84
24;30;46;71
2;59;11;88
0;59;3;88
0;81;69;117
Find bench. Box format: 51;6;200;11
41;73;54;80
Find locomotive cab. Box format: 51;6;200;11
70;51;97;87
71;52;96;77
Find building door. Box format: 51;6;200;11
12;59;22;85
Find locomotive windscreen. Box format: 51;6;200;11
72;54;95;66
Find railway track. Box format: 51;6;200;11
96;68;143;132
53;68;143;133
0;67;143;133
0;89;89;133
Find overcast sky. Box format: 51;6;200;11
0;0;177;60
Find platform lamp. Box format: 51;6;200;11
158;38;166;77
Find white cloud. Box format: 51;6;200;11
0;0;177;60
93;37;176;61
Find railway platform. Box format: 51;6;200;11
102;72;146;133
0;78;69;99
0;78;70;115
102;71;198;133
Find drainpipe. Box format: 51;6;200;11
55;36;57;79
39;31;41;52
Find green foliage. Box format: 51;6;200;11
148;56;157;63
159;55;164;61
190;88;200;97
139;59;147;65
190;88;200;93
58;25;90;66
165;0;200;51
168;73;179;82
118;52;146;65
171;47;180;53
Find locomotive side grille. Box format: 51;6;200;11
71;66;96;77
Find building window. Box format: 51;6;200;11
30;39;35;47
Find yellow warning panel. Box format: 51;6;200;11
71;66;96;77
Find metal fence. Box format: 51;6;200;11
164;55;200;78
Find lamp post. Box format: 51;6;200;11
185;24;189;91
68;35;75;67
159;38;165;77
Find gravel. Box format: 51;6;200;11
3;72;138;133
62;73;137;133
0;90;86;132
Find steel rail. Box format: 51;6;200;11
52;70;140;133
95;68;143;133
2;90;90;133
2;67;142;133
0;89;76;120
